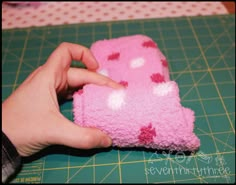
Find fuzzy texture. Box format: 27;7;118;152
93;35;170;84
73;35;200;151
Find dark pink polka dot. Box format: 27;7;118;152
142;4;147;8
108;52;120;60
102;3;108;7
71;6;77;10
151;8;156;12
119;81;128;88
138;123;156;145
24;11;30;15
161;59;168;67
142;40;157;48
77;89;83;95
48;4;55;8
129;15;134;19
150;73;165;83
161;7;167;10
33;6;39;10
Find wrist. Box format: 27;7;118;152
2;132;22;183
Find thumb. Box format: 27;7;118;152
50;116;112;149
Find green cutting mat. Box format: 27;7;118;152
2;15;235;183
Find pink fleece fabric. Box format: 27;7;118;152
73;35;200;151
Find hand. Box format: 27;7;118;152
2;42;122;157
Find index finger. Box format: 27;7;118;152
45;42;99;71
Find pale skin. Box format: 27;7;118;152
2;42;123;157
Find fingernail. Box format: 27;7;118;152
102;137;112;147
113;82;125;89
116;84;125;90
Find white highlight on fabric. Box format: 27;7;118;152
130;57;145;68
153;82;173;96
107;89;126;110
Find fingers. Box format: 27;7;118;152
50;116;112;149
45;42;99;71
67;68;123;89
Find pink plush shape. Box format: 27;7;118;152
73;35;200;151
